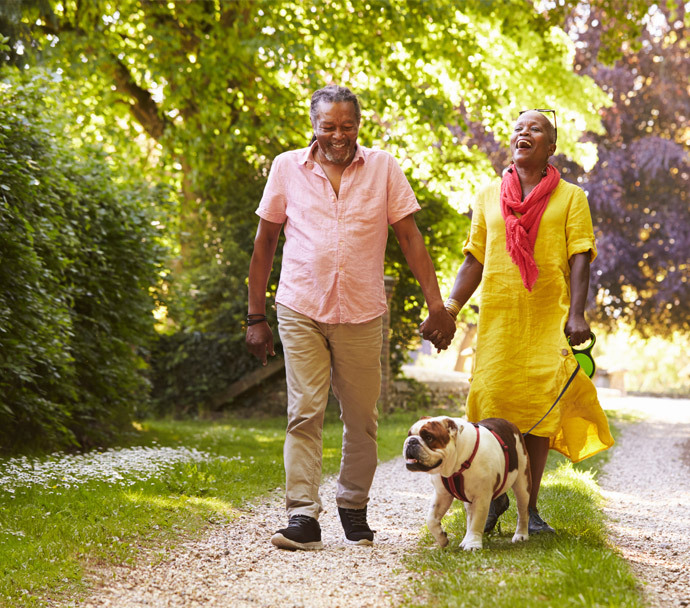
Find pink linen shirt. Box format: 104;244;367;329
257;143;421;324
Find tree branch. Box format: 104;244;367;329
107;56;168;141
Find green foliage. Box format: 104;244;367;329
386;186;470;372
2;0;655;413
0;70;169;452
148;328;276;416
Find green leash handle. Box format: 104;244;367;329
569;331;596;378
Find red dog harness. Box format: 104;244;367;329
441;423;510;503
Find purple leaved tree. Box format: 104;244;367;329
570;2;689;336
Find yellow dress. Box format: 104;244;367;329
463;179;614;463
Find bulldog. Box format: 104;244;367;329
404;415;531;550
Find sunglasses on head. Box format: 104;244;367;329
519;108;557;143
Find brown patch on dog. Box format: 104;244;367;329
478;418;520;472
419;419;453;450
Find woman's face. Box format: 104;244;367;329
510;111;557;169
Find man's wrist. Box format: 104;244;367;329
247;313;268;327
427;300;445;314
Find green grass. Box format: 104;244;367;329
404;413;644;608
0;404;434;607
0;405;643;608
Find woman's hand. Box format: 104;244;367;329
565;313;590;346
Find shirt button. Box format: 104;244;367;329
561;349;569;356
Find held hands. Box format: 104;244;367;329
565;313;590;346
420;308;457;352
245;321;275;366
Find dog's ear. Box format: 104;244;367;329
420;416;432;420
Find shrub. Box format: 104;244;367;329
0;71;169;452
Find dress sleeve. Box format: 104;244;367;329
566;187;597;263
386;154;421;225
462;189;487;265
256;154;288;224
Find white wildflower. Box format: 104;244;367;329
0;446;219;492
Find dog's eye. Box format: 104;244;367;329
421;431;432;443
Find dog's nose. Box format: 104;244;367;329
407;436;420;446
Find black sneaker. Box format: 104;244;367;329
484;493;510;533
271;514;323;551
528;507;555;534
338;506;375;545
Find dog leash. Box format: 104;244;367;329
522;362;580;436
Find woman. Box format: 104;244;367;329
424;109;614;534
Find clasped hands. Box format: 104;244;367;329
420;307;456;352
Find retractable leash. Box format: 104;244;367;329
569;332;597;378
523;332;597;436
523;362;580;436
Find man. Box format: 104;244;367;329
246;84;455;551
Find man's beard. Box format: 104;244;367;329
322;141;355;165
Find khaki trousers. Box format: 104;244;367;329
277;304;382;520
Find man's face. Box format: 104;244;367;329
311;101;360;165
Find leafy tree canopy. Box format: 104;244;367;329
0;0;671;411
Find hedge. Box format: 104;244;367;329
0;71;169;453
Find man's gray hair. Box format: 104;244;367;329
310;85;361;124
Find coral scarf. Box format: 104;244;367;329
500;164;561;291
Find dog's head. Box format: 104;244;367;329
403;416;459;473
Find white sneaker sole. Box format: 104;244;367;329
271;532;323;551
344;536;374;546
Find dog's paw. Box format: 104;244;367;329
460;536;483;551
512;532;528;543
433;530;449;548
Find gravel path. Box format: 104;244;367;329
598;395;690;608
63;393;689;608
71;459;432;608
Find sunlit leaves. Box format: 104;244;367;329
2;0;646;407
0;71;170;452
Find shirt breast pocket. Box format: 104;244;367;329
346;187;387;228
